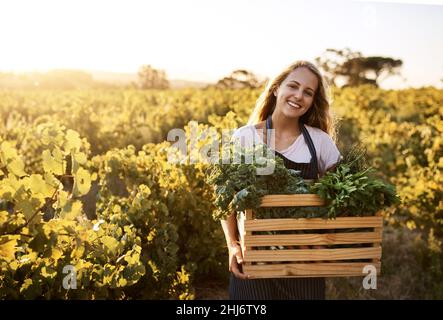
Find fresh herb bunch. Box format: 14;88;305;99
310;144;400;219
207;142;400;221
206;143;309;221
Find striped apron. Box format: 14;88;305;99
229;116;326;300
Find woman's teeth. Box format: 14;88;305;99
287;101;301;109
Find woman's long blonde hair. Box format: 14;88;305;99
247;60;336;139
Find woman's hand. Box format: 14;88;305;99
229;242;249;280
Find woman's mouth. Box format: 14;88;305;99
287;100;302;109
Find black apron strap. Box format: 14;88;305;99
265;115;319;178
265;115;272;146
300;123;319;179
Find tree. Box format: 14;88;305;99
137;65;169;89
215;69;264;89
315;48;403;87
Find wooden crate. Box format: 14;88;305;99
237;194;383;278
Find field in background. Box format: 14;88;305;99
1;86;442;299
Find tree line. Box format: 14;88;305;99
0;48;406;90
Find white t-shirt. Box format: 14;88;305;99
231;124;341;176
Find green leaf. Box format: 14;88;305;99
0;141;26;177
73;167;91;197
44;172;61;189
8;159;26;177
0;141;15;162
57;190;69;208
101;236;120;255
71;151;87;174
41;266;57;279
118;277;128;287
29;174;55;198
60;200;83;220
64;129;82;151
20;279;33;293
0;175;18;199
0;236;19;262
42;149;65;175
50;248;63;262
15;188;43;221
74;152;87;165
0;211;8;224
20;278;42;299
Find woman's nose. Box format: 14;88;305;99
293;88;303;100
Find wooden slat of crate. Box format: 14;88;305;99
244;216;383;231
244;231;382;247
240;209;253;259
239;195;384;278
260;194;325;207
373;211;383;264
242;262;381;278
243;247;381;262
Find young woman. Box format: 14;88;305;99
221;60;341;300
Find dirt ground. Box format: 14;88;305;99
194;280;229;300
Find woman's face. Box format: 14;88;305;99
273;67;319;119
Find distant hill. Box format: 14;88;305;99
169;79;210;89
90;70;137;85
0;69;212;89
90;70;210;89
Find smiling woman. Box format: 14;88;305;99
248;61;333;135
241;61;339;173
276;68;318;115
221;60;341;300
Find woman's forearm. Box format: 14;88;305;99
220;212;239;248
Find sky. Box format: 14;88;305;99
0;0;442;89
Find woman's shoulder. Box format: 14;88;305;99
304;124;336;145
232;121;264;138
231;122;266;148
230;124;256;148
231;124;254;138
304;124;330;138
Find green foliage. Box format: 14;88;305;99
315;48;402;87
312;163;400;219
0;128;195;299
137;65;170;89
0;85;442;299
207;142;399;221
0;88;256;157
92;140;226;294
333;85;443;238
206;144;310;221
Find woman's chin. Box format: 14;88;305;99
283;108;303;119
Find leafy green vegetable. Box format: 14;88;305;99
207;143;400;221
311;145;401;219
206;144;309;220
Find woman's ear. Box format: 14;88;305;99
273;89;278;97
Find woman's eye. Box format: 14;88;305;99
289;84;313;97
